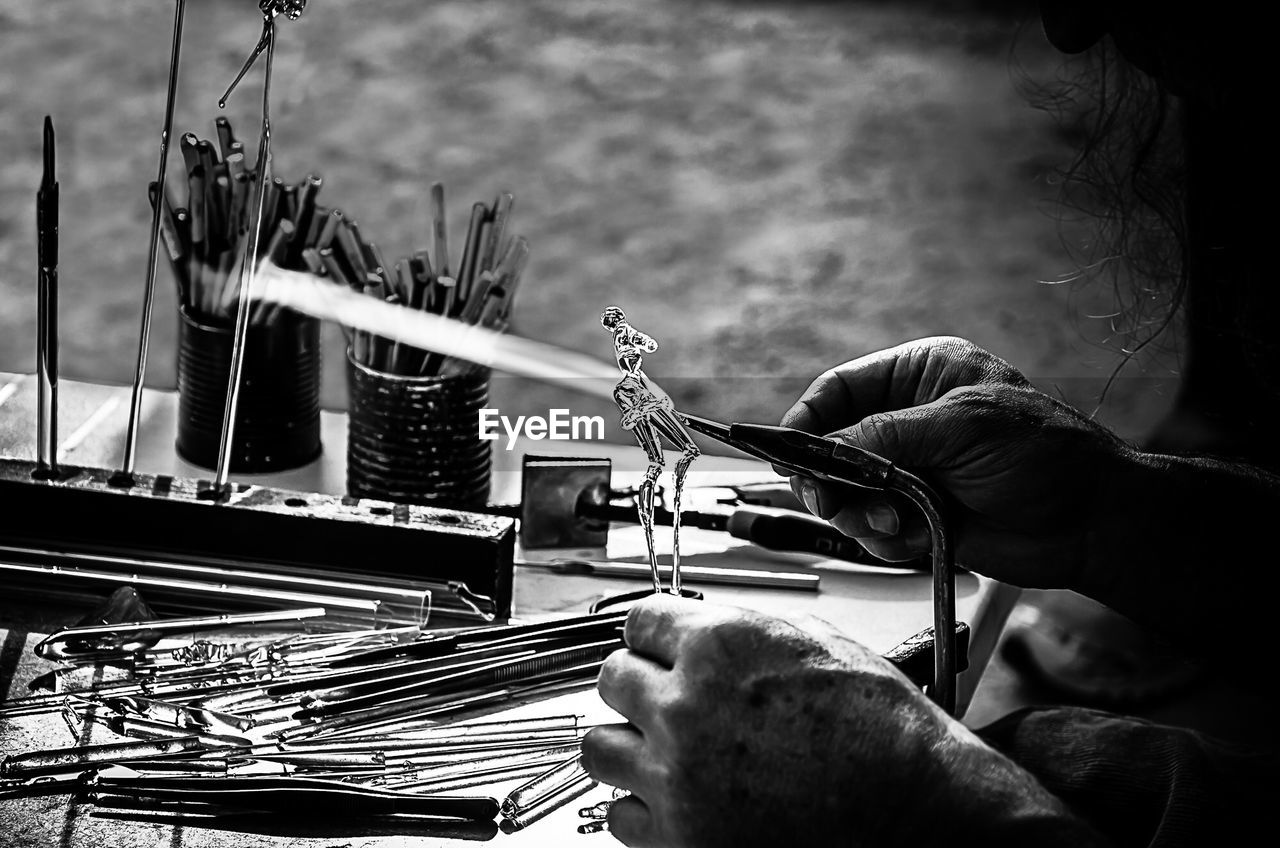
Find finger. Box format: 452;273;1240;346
790;476;916;536
596;649;669;729
788;475;843;520
857;537;931;562
607;793;656;847
623;593;700;668
780;337;1005;436
835;510;933;562
581;724;654;796
822;489;921;536
791;487;930;562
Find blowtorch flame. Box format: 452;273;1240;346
255;264;620;399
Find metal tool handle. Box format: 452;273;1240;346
883;622;970;689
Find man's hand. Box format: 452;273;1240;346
582;595;1098;848
781;336;1132;588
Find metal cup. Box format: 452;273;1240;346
176;307;322;473
345;349;492;508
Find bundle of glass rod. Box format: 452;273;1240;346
327;184;530;377
150;115;341;327
0;611;627;821
0;542;496;628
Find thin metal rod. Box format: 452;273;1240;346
0;543;433;615
120;0;187;479
527;558;821;591
894;471;956;716
217;27;271;109
34;608;327;660
215;18;275;490
36;116;58;474
0;560;382;619
501;751;596;829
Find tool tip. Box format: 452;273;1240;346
42;115;55;183
677;413;737;446
677;412;725;436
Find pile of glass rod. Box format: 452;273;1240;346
0;611;625;827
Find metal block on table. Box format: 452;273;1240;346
0;457;516;619
519;456;611;549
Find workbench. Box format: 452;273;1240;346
0;372;1018;847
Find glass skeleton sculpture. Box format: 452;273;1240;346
601;306;700;594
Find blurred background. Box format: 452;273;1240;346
0;0;1181;458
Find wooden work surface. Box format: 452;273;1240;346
0;373;1018;847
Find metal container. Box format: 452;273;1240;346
176;307;321;472
346;350;492;508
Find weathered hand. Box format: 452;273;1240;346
582;595;1096;848
780;336;1131;589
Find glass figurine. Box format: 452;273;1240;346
601;306;700;595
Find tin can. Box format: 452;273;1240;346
346;350;492;508
176;307;322;473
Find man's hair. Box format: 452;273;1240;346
1022;36;1189;383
